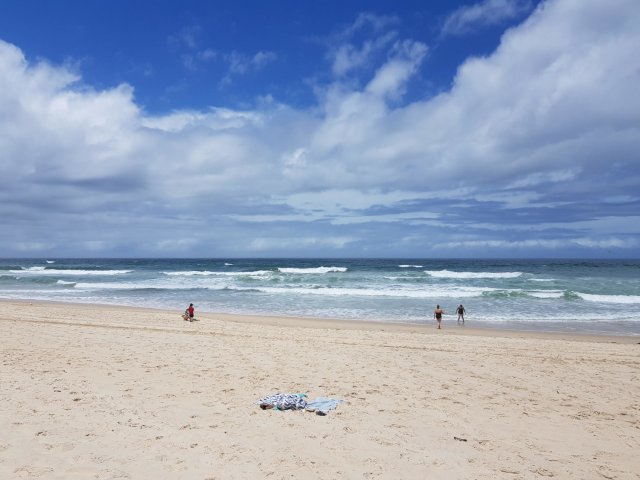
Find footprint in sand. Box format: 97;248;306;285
499;467;520;475
530;467;555;477
14;466;54;477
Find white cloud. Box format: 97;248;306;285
217;50;277;86
331;32;398;77
430;236;640;252
252;51;277;69
571;237;639;249
365;40;427;99
433;239;565;250
284;189;433;215
198;49;217;61
226;50;277;75
1;0;639;256
282;147;309;175
342;12;399;38
329;13;400;77
181;49;218;71
248;236;355;252
506;169;578;189
441;0;532;36
324;0;640;191
141;108;263;132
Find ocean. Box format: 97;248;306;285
1;258;639;335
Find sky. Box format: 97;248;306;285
0;0;639;258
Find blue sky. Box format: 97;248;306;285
0;0;639;258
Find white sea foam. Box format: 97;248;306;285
575;293;640;304
398;265;423;268
10;268;133;276
227;285;493;299
528;290;564;299
278;267;348;274
163;270;270;277
46;260;55;264
74;281;200;290
224;263;233;266
0;289;86;297
424;270;523;279
73;274;233;290
56;280;76;286
529;278;555;282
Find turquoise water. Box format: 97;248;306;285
1;258;639;335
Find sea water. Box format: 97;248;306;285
1;258;639;335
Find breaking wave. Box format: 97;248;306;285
10;267;133;276
278;267;348;274
575;293;640;304
425;270;523;279
163;270;270;277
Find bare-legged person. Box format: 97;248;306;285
434;305;444;329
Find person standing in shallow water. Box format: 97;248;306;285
434;305;444;329
456;304;466;324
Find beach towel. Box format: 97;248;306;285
258;393;308;411
305;397;344;415
257;393;344;415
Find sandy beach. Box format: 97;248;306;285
1;300;639;479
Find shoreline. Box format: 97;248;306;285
2;299;639;478
2;257;639;338
2;298;638;344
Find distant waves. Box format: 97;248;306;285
1;258;639;334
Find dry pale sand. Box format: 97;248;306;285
1;300;639;480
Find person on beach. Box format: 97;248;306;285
456;304;466;324
184;303;194;322
434;305;444;329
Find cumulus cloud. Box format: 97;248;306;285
1;0;639;257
